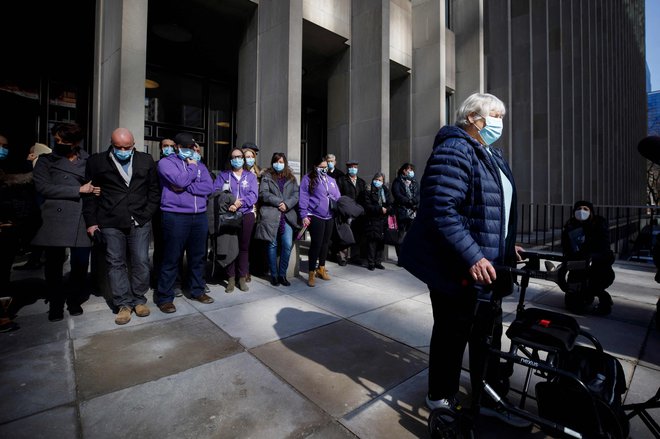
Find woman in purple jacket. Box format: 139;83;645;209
299;157;341;287
155;134;214;313
213;147;259;293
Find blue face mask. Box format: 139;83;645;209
245;157;255;167
327;161;335;170
477;115;503;145
372;180;383;188
231;157;245;169
0;146;8;160
192;152;202;162
347;167;358;176
273;162;285;172
404;170;414;179
113;148;133;161
177;148;194;160
162;146;174;157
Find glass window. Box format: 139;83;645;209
144;70;204;128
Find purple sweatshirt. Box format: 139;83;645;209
158;155;214;213
213;170;258;214
299;173;340;220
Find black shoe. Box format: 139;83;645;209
368;265;375;271
270;276;280;286
48;309;64;322
592;303;612;316
68;303;83;316
338;260;347;267
278;276;291;286
375;263;385;270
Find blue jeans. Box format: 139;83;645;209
268;222;293;278
156;212;208;304
102;222;152;308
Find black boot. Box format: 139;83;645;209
593;291;613;316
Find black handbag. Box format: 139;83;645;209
217;211;243;231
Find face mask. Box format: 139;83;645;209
177;148;194;160
0;146;7;159
55;144;73;156
162;146;174;157
476;115;503;145
113;148;133;161
245;157;255;167
348;167;358;176
192;152;202;162
405;170;415;179
316;167;327;174
372;180;383;188
575;210;590;221
327;161;335;170
273;162;285;172
231;157;245;169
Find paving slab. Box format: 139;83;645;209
624;364;660;439
0;340;74;424
348;270;428;297
79;352;336;439
341;370;429;439
251;320;428;417
204;295;339;348
74;314;243;400
185;279;285;312
350;298;433;353
291;277;418;318
68;297;199;340
0;405;78;439
639;321;660;370
0;312;69;356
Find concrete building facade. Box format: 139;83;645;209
2;0;647;208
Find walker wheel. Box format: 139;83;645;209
428;406;470;439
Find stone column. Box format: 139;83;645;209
411;0;445;174
92;0;148;152
350;0;390;178
256;0;304;170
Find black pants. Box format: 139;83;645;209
308;217;333;271
44;247;91;312
428;289;503;401
367;239;384;266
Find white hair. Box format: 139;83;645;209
455;93;506;128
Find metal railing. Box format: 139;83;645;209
516;204;660;261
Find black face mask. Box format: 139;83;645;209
54;143;74;156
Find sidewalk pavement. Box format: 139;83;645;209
1;258;658;438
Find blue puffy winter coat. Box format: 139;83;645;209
400;125;517;295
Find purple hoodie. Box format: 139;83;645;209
158;154;214;213
213;170;258;214
299;173;340;220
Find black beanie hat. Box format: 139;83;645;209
573;200;594;212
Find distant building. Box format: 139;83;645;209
650;91;660;136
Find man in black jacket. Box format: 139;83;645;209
83;128;160;325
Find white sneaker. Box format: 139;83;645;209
480;405;532;428
544;261;557;272
425;396;454;411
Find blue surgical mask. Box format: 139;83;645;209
0;146;8;159
327;161;335;170
347;167;358;176
113;148;133;161
575;210;590;221
245;157;255;167
177;148;194;160
162;146;174;157
273;162;285;172
372;180;383;188
192;152;202;162
231;157;245;169
477;115;503;145
405;170;415;179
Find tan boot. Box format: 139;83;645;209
115;306;132;325
316;266;331;281
225;278;235;293
238;277;249;292
308;270;316;287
